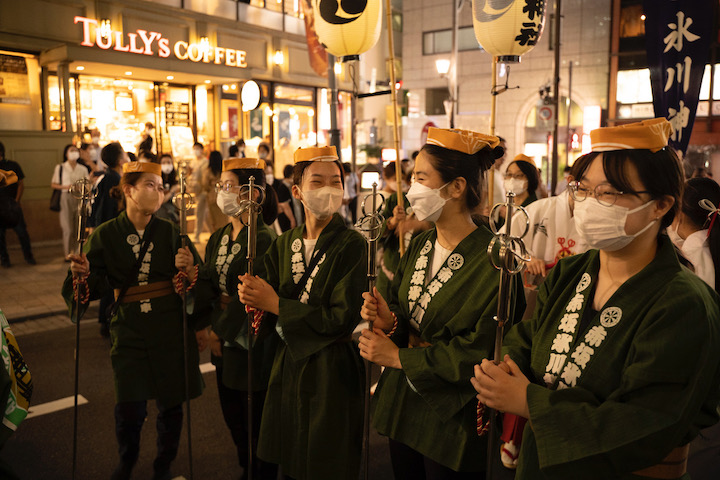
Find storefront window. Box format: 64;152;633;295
158;84;195;160
273;84;316;171
0;51;42;131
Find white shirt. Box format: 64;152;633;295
681;229;715;289
52;162;89;187
509;190;588;266
429;240;452;279
304;238;318;266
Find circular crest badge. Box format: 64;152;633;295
576;273;591;293
147;242;154;252
600;307;622;328
420;241;432;256
221;235;229;246
291;238;302;253
231;243;242;255
447;253;464;271
126;234;139;246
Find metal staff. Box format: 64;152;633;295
172;161;195;480
355;183;385;480
485;192;531;479
238;175;265;480
69;177;95;480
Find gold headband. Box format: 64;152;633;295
293;146;338;164
122;161;162;176
590;118;672;153
223;157;266;171
426;127;500;155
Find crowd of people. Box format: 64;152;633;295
41;117;720;480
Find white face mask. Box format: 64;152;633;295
300;186;343;221
193;149;203;158
504;177;527;195
265;173;275;185
667;223;685;250
573;199;657;251
161;164;174;175
216;190;242;217
259;152;268;160
406;181;450;223
67;151;80;162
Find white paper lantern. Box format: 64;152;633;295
313;0;382;61
472;0;548;63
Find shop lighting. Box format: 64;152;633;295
125;71;132;76
640;14;646;21
307;109;314;117
289;107;296;115
334;61;342;75
166;75;174;80
99;19;112;40
230;84;237;90
273;50;284;66
76;66;85;71
435;59;451;76
204;80;211;84
222;85;229;91
264;106;273;116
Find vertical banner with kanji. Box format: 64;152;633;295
643;0;714;154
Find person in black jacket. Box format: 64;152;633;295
0;141;35;268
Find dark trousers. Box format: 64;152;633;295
0;207;32;260
388;438;485;480
114;400;183;479
216;366;278;480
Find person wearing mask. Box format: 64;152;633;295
197;157;279;480
202;151;226;233
265;162;295;233
236;138;247;158
0;142;35;267
190;142;209;243
64;161;207;480
238;146;366;480
496;154;540;229
90;141;127;337
51;144;90;260
359;128;521;479
156;154;179;224
472;118;720;480
257;143;271;163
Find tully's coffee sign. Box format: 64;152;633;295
74;16;247;68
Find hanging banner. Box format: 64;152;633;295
643;0;714;154
0;55;31;105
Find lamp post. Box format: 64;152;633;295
436;58;455;128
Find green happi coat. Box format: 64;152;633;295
503;236;720;480
257;213;366;480
372;225;525;472
376;192;411;300
196;219;278;391
61;212;204;407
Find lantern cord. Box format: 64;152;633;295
349;61;359;97
491;65;520;96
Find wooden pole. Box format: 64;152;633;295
385;0;404;255
488;56;498;210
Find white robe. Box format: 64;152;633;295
680;229;715;289
509;190;588;267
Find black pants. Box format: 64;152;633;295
216;365;278;480
388;438;485;480
114;400;183;479
0;207;32;260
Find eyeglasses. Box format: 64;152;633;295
215;181;240;193
568;181;650;207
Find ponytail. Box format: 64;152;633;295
682;177;720;294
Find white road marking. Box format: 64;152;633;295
26;395;89;419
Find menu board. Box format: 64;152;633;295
167;126;195;161
165;101;190;127
0;54;31;105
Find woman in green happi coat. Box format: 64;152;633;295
63;161;207;480
359;127;523;479
238;146;366;480
195;156;279;480
473;118;720;480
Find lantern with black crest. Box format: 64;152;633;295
472;0;548;63
312;0;382;61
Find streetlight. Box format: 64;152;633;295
435;59;455;128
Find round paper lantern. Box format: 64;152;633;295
312;0;382;61
472;0;548;63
